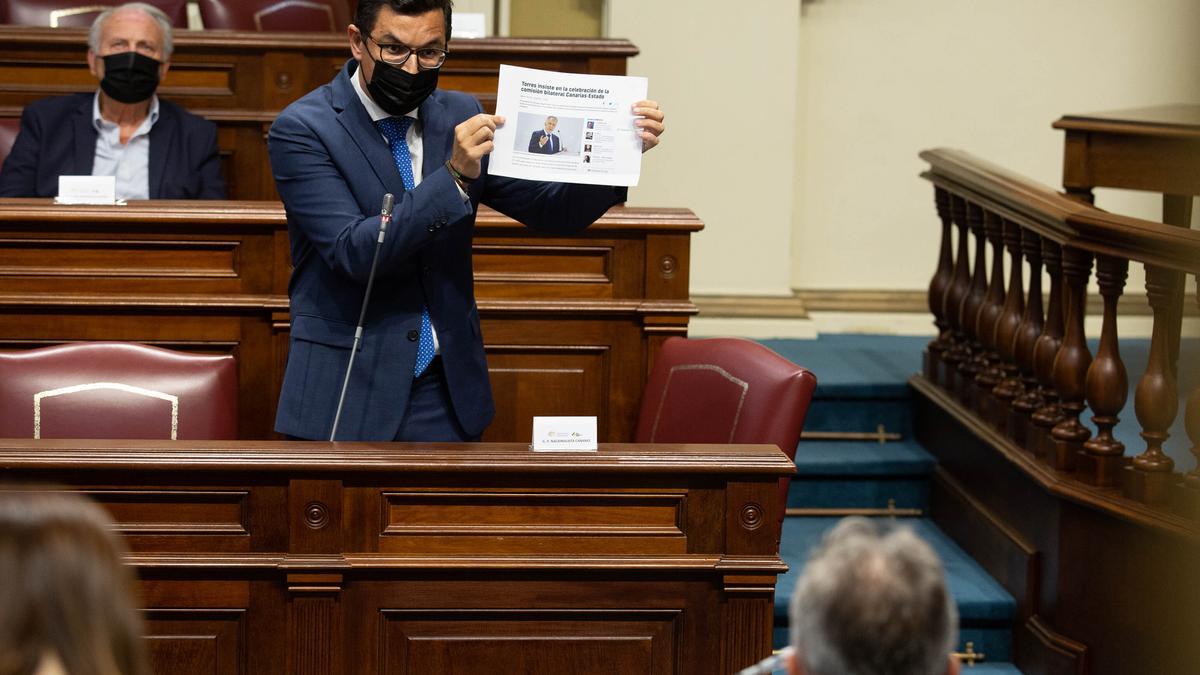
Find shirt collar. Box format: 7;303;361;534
92;91;160;131
351;61;420;126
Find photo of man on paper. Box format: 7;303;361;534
528;116;563;154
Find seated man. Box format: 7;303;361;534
0;2;225;200
787;517;961;675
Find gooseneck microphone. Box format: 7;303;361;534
329;193;395;441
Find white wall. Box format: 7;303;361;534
609;0;1200;304
607;1;801;296
795;0;1200;292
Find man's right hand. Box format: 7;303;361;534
451;113;505;179
538;135;548;148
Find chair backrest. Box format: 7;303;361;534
197;0;349;32
0;341;238;440
635;337;817;534
0;117;19;171
1;0;189;28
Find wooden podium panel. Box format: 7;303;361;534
0;440;794;675
0;200;701;441
0;27;637;200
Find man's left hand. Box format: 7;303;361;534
633;100;665;153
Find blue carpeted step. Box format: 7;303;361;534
759;335;928;397
789;439;935;510
760;335;925;436
773;517;1016;662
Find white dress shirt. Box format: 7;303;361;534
91;92;158;201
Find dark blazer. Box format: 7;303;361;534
528;129;560;154
268;60;624;441
0;92;225;199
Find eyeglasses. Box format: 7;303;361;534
365;35;448;70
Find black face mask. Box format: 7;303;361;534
363;51;439;117
100;51;161;104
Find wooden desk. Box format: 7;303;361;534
0;27;637;200
1053;105;1200;225
0;439;793;675
0;200;701;440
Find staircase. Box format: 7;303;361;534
760;335;1024;674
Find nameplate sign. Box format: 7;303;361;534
531;416;598;452
56;175;117;205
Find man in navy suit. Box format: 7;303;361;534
0;3;224;200
268;0;664;441
527;116;561;154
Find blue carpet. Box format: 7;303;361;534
794;438;935;476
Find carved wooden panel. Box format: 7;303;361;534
377;490;688;555
481;341;610;442
380;609;679;674
144;608;246;675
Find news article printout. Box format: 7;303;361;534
489;65;648;186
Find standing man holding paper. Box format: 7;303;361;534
268;0;665;442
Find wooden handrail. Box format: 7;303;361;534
920;148;1200;275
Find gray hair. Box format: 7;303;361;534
88;3;174;59
789;517;958;675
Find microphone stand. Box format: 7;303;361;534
329;193;394;441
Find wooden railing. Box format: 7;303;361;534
920;148;1199;514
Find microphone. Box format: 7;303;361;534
329;193;395;441
735;647;793;675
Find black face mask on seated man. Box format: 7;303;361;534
364;53;439;117
100;51;161;104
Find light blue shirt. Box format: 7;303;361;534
91;92;159;201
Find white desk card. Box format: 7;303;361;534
531;416;598;452
56;175;116;205
489;65;648;187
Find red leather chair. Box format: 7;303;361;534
0;117;19;171
197;0;349;32
0;0;189;28
635;337;817;536
0;342;238;440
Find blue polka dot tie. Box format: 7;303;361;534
376;116;435;377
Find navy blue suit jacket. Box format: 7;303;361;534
528;130;560;154
0;92;225;199
268;61;624;440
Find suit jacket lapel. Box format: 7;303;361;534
418;91;452;179
72;96;95;175
147;103;173;199
332;62;405;196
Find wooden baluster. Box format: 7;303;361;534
925;187;956;383
1010;229;1045;446
957;203;989;406
1050;246;1093;472
1031;240;1066;458
1080;255;1129;487
992;218;1026;432
1127;264;1182;505
974;211;1007;420
940;195;972;391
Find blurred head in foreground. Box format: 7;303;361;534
788;517;960;675
0;488;147;675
